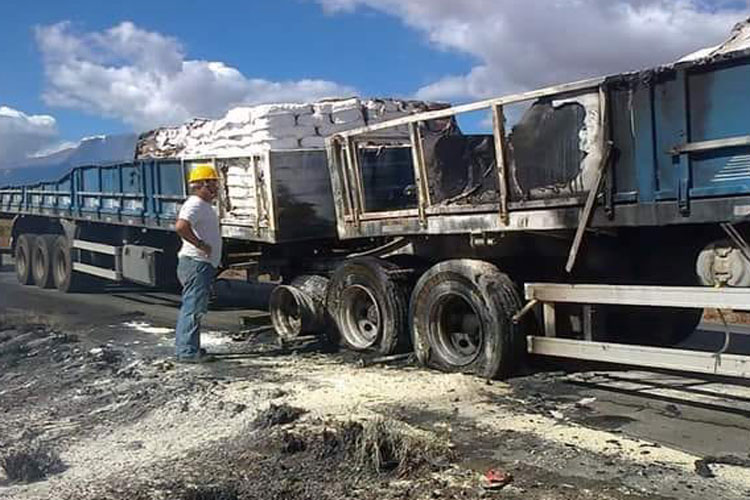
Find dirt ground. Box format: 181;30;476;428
1;309;750;500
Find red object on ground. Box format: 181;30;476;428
484;468;513;490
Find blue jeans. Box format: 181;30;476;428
175;257;216;358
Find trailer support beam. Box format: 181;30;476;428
527;336;750;379
525;283;750;310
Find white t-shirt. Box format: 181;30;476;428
177;195;222;268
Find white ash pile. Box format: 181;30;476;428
135;97;447;159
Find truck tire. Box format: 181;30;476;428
410;259;524;379
32;234;57;288
326;257;409;354
270;274;330;341
14;233;35;285
52;235;87;293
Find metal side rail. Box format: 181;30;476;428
523;283;750;379
72;239;123;281
70;239;161;286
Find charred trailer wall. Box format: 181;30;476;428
418;91;603;209
268;150;338;243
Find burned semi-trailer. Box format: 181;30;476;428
4;29;750;381
287;28;750;379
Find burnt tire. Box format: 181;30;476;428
326;257;410;354
52;235;88;293
410;259;524;379
14;233;35;285
271;274;330;341
32;234;57;288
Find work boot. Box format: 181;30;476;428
176;350;215;364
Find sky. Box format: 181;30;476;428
1;0;749;166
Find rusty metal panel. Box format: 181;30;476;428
358;146;416;212
268;150;337;243
0;217;11;250
508;100;585;199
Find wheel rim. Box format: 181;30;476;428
17;245;28;278
340;284;381;349
54;247;67;285
270;286;303;339
429;292;483;366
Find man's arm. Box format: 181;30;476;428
175;219;212;257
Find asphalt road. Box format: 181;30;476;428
0;254;272;333
1;254;749;462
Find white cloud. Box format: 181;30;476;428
318;0;748;101
35;22;357;129
0;106;59;165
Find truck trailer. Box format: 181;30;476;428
3;35;750;380
307;35;750;379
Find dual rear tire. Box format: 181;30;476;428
14;233;35;285
326;257;410;355
325;257;523;379
409;260;524;379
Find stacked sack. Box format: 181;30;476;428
135;98;447;159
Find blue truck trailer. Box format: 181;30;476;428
0;150;411;292
2;43;750;380
315;46;750;379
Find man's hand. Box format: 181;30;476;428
176;219;211;257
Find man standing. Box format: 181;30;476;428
174;164;222;362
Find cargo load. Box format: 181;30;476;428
134;98;445;159
131;97;446;243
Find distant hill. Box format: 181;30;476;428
0;134;137;186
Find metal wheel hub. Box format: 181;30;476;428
18;249;28;275
430;292;483;366
340;284;381;349
274;287;303;336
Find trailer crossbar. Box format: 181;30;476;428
524;283;750;379
525;283;750;311
527;336;750;379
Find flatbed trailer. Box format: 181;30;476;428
0;149;410;291
283;47;750;379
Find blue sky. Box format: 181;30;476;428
0;0;471;141
0;0;748;164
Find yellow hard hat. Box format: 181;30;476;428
188;164;219;183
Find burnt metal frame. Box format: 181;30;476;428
327;76;608;236
328;69;750;241
565;86;613;273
